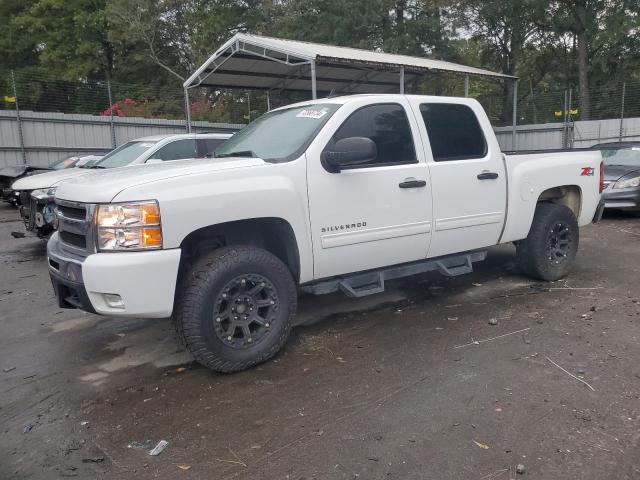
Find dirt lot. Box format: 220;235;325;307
1;202;639;480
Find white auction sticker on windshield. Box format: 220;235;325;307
140;143;155;148
296;108;329;119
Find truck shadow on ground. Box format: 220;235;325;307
1;235;47;260
73;245;538;389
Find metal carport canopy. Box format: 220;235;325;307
183;33;516;96
183;33;520;149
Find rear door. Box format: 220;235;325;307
406;99;507;258
306;99;432;279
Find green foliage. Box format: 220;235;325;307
0;0;638;124
10;0;113;80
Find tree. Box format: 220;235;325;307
105;0;197;82
0;0;39;73
547;0;637;120
13;0;114;80
454;0;546;124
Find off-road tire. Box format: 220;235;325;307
516;203;579;281
174;246;296;373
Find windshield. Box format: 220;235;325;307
601;147;640;167
214;104;341;161
50;156;78;170
96;141;157;168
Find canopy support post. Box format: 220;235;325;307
400;67;405;94
511;79;518;150
464;76;469;97
184;87;192;133
310;61;317;99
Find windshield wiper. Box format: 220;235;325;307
215;150;258;158
82;165;106;169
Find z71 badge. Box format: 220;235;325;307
581;167;595;176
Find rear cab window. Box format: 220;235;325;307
419;103;487;162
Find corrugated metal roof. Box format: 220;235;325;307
185;33;515;94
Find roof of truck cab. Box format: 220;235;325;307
134;133;234;142
272;93;477;110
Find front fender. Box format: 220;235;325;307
112;158;314;282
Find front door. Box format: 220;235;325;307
306;99;433;280
407;99;507;258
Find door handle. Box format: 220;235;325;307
477;171;499;180
399;179;427;189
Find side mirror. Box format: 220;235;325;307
145;158;163;165
321;137;377;173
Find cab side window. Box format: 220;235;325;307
151;139;198;161
327;104;417;168
420;104;487;162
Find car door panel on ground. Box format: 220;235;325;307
306;99;433;280
407;99;507;258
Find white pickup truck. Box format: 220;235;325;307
48;94;604;373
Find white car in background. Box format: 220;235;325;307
12;132;233;237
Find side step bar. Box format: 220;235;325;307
302;250;487;298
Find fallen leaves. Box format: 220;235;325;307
473;440;490;450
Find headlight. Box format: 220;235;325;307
31;187;57;201
613;176;640;189
96;200;162;251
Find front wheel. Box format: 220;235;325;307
174;246;297;373
516;203;579;281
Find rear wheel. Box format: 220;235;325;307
516;203;579;281
174;246;297;373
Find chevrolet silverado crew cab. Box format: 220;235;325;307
12;133;232;238
48;95;605;373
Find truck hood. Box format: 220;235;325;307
56;157;264;203
603;164;640;182
11;167;90;191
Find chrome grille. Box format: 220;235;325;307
55;199;96;257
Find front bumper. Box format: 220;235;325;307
602;186;640;211
47;232;182;318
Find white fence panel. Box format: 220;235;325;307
4;110;640;169
0;110;243;168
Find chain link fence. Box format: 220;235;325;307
0;70;315;125
2;70;638;126
2;69;639;162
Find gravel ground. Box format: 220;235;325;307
0;202;639;480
